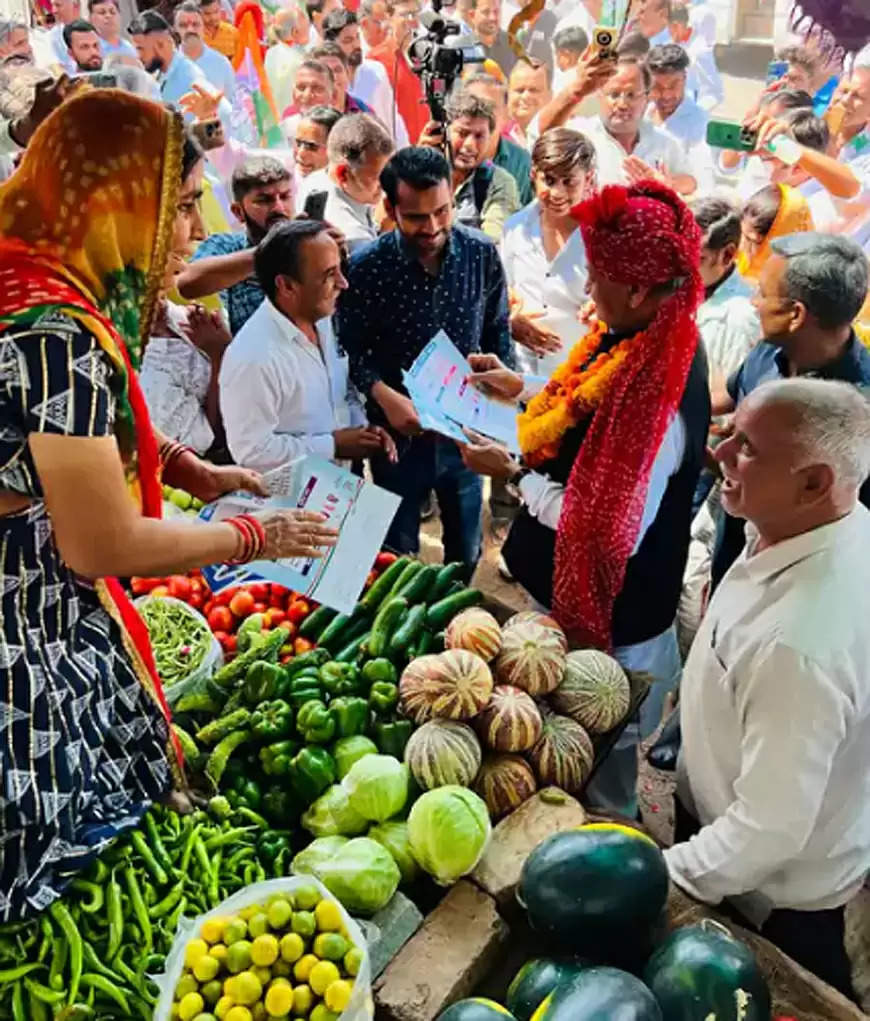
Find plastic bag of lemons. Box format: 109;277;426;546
155;877;373;1021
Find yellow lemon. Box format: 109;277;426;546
232;970;263;1006
309;960;340;996
178;991;205;1021
215;995;235;1020
202;916;229;944
293;953;319;983
210;943;229;963
293;885;320;911
224;918;249;945
264;977;294;1016
225;1007;253;1021
314;900;342;933
175;972;199;999
279;932;305;964
267;898;293;930
184;939;209;969
343;947;363;977
193;953;221;983
293;984;314;1016
251;933;279;967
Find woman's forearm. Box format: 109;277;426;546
176;250;255;300
798;148;861;199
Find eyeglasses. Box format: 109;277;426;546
296;139;325;152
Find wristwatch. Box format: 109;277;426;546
506;465;532;500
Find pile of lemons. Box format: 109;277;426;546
171;884;363;1021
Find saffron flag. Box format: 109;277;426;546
232;0;284;149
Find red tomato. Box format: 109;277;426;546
279;653;293;665
269;592;286;609
277;620;297;637
131;577;163;596
265;608;286;628
286;600;310;625
167;575;193;601
248;582;270;601
189;593;204;610
293;637;315;655
229;590;256;618
223;635;238;653
202;599;215;616
375;552;398;569
252;601;268;615
212;630;229;645
214;589;233;607
208;606;234;633
151;585;170;598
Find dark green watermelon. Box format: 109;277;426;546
643;922;772;1020
518;824;669;966
437;999;518;1021
530;967;662;1021
506;958;589;1021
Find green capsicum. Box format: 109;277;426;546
262;785;298;826
289;746;336;802
282;671;324;708
361;657;398;687
319;661;364;697
226;775;262;810
256;830;293;871
328;696;369;738
244;661;285;704
250;699;295;741
296;699;336;743
369;682;399;717
260;739;300;777
374;718;413;758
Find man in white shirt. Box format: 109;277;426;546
508;56;552;147
174;3;235;102
90;0;137;60
46;0;80;72
63;19;103;71
220;220;396;471
264;6;310;116
632;0;672;48
539;54;697;194
301;112;394;252
647;42;714;194
667;376;870;1003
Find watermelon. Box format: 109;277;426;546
506;959;588;1021
519;824;669;968
643;922;772;1020
400;649;494;723
404;719;482;790
437;999;517;1021
473;754;537;819
550;650;630;734
495;619;566;696
446;608;503;661
476;685;543;752
530;968;661;1021
527;710;593;794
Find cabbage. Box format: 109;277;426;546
332;735;379;780
367;820;419;884
316;837;400;914
301;784;369;837
343;754;409;822
407;786;491;885
291;836;349;878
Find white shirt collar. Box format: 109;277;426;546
739;508;865;583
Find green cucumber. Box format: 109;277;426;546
400;563;440;604
425;588;483;631
299;605;338;640
389;560;424;597
359;556;412;613
336;630;371;663
388;604;427;658
318;605;368;653
430;562;466;601
368;596;409;658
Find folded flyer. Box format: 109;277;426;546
198;456;400;613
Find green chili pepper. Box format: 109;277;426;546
205;728;250;788
296;699;336;743
328;695;370;737
122;865;153;955
49;929;68;991
104;868;124;962
49;901;83;1006
130;830;168;886
196;708;251;746
235;806;270;830
250;698;295;741
289;745;337;802
203;826;258;852
0;963;46;983
179;822;203;874
81;944;123;986
166;894;187;933
79;973;130;1014
37;916;53;963
137;597;213;687
142;811;173;873
148;885;183;920
27;988;49;1021
243;660;286;704
368;681;399;717
192;833;212;881
11;981;26;1021
259;739;299;777
24;977;66;1005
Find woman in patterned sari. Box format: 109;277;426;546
0;89;337;921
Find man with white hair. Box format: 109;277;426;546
668;376;870;1002
264;5;310;115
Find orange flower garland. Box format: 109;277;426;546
518;321;635;466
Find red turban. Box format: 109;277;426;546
551;180;704;650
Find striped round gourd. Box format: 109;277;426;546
495;620;566;696
446;608;503;662
476;685;543;752
404;719;482;790
504;612;568;652
528;711;594;794
550;650;631;735
473;754;537;819
400;649;494;723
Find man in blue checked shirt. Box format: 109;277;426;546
336;146;514;570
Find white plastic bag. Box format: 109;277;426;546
153;876;374;1021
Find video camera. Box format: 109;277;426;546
406;0;485;123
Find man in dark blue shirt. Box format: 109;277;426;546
336;146;514;568
711;232;870;586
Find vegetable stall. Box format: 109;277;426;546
0;549;857;1020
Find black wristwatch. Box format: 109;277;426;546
506;465;532;499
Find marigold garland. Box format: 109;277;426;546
518;321;635;466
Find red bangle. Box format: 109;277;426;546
159;440;196;471
225;514;266;564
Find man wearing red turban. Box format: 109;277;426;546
462;180;711;814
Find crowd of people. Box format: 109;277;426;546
0;0;869;1005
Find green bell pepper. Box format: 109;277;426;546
369;682;399;717
244;661;285;705
282;672;324;708
228;775;262;810
289;746;336;802
262;785;298;826
250;699;295;741
260;739;300;777
374;718;413;759
328;696;369;738
256;829;293;870
361;658;398;687
296;700;336;744
319;661;364;697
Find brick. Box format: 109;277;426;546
373;881;509;1021
471;788;587;908
356;892;423;980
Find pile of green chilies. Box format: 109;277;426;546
138;597;214;687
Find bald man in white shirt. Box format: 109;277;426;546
668;377;870;1003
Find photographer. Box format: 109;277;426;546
418;89;519;240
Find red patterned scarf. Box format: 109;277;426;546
552;181;704;650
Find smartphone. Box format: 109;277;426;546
79;70;117;88
304;190;328;222
191;118;224;151
592;25;616;60
706;119;758;152
766;59;788;85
